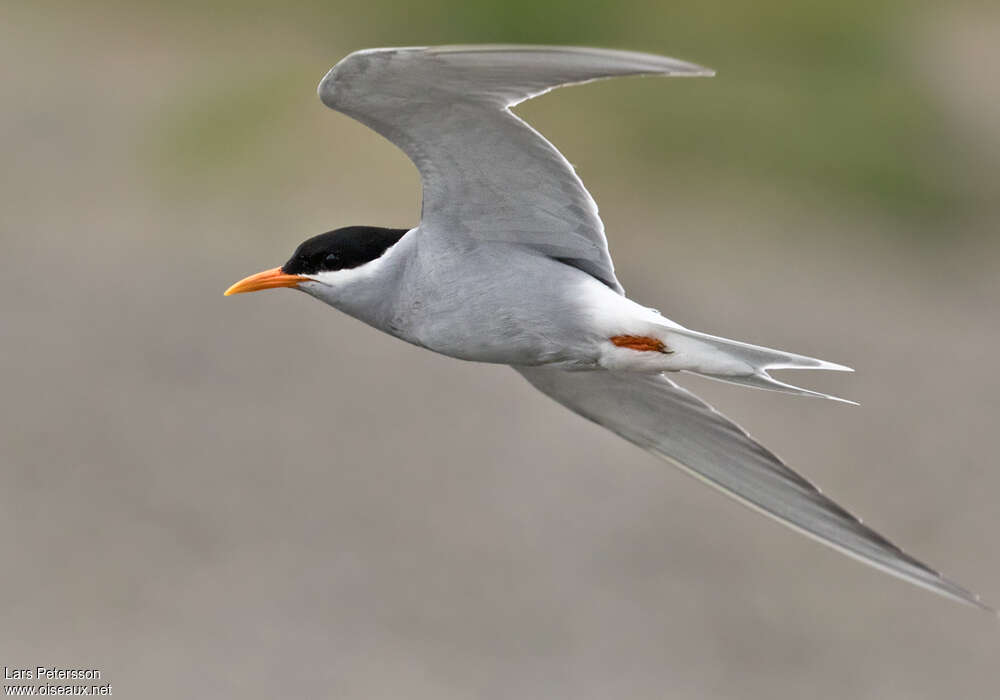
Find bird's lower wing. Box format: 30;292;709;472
515;366;991;611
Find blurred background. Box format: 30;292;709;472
2;1;999;697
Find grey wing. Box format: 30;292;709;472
317;45;713;293
516;366;993;611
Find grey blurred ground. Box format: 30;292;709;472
2;2;999;698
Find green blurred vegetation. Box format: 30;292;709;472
154;70;304;175
127;0;995;230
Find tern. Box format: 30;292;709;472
226;45;991;611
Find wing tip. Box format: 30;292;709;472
933;581;997;616
426;44;717;77
675;66;715;78
646;58;714;77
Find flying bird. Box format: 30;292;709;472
226;45;991;611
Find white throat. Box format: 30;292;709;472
296;234;411;329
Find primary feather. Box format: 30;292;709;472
517;366;992;611
319;45;711;293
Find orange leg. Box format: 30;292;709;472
610;335;672;353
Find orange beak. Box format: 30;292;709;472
224;267;307;296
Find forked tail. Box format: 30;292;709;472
656;325;857;404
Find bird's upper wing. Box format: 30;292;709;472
516;366;992;611
317;45;713;293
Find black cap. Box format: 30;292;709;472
281;226;409;275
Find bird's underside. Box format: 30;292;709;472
226;45;992;612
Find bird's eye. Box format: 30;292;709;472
324;253;339;265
